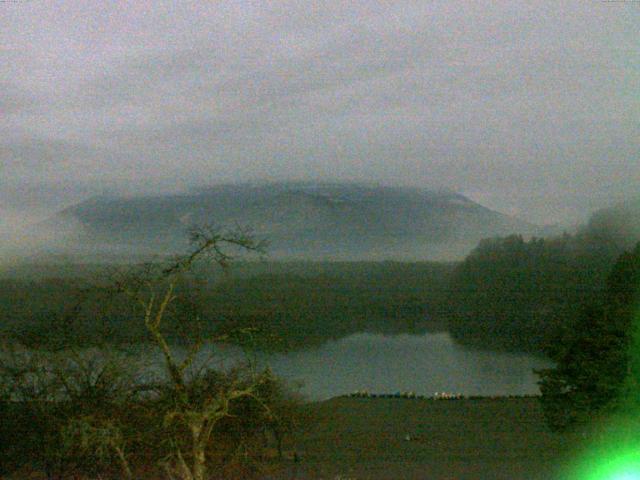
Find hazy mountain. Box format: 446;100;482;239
44;182;539;261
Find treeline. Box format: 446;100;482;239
0;262;454;351
446;201;640;353
537;242;640;430
2;199;638;356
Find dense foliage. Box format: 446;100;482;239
446;229;626;353
0;350;302;479
537;242;640;430
0;261;453;351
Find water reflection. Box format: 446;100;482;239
196;332;551;400
6;333;551;401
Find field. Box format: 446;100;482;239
287;397;579;480
0;394;609;480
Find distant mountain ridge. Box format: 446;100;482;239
48;182;540;260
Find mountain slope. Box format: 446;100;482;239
48;182;539;260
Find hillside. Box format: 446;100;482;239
46;182;538;261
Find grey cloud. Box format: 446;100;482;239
0;82;40;115
82;25;432;116
1;0;639;226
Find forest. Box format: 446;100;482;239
1;200;637;356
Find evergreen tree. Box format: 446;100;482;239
537;243;640;430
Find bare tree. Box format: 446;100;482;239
111;225;271;480
62;415;134;480
1;226;294;480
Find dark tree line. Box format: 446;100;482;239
537;242;640;430
0;262;453;352
446;232;622;353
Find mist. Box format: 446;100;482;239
2;1;638;228
0;206;84;265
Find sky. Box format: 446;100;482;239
1;0;639;229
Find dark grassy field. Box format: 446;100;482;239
286;396;580;480
0;396;589;479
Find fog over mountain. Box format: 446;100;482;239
37;182;539;261
2;1;638;234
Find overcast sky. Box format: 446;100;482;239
1;0;638;227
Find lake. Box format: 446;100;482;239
6;332;551;401
182;332;551;401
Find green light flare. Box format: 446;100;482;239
579;449;640;480
562;307;640;480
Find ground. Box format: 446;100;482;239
3;397;582;480
283;396;580;480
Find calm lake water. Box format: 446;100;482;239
10;333;551;401
179;332;551;401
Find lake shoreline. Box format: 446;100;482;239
3;332;551;401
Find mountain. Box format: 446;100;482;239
45;182;539;261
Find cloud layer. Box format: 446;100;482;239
2;0;639;225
